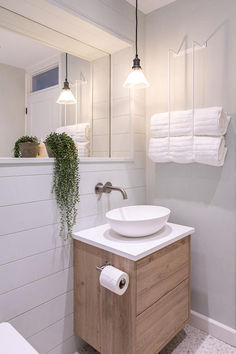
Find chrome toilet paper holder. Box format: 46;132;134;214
96;262;127;289
96;261;111;272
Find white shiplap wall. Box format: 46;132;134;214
0;150;146;353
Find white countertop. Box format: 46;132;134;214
73;223;194;261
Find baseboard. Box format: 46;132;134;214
190;310;236;347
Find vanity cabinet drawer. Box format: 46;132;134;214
136;279;190;354
136;237;190;315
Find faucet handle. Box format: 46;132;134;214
95;182;104;195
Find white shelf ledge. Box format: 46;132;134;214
0;157;134;165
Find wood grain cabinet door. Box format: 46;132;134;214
136;237;190;315
74;241;103;352
136;279;190;354
74;241;137;354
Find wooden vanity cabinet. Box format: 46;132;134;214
74;236;191;354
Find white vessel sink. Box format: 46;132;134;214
106;205;170;237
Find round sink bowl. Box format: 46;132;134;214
106;205;170;237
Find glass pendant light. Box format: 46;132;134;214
123;0;149;89
57;53;76;104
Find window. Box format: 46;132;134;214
32;66;59;92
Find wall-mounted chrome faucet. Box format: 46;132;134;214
95;182;128;200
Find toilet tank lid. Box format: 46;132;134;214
0;323;38;354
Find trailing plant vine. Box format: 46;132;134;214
14;136;38;157
45;132;79;239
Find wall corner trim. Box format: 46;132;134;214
190;310;236;347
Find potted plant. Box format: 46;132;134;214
45;132;79;239
14;136;40;158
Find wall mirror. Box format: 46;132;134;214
0;5;133;159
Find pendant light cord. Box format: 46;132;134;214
65;53;68;81
136;0;138;57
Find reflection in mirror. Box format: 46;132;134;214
0;27;110;158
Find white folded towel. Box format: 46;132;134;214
149;136;227;167
56;123;90;142
151;107;230;138
75;142;90;157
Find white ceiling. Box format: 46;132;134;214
0;27;60;70
126;0;177;14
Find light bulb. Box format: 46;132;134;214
123;67;150;89
56;88;76;104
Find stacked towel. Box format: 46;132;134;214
75;142;90;157
56;123;90;142
149;106;230;166
151;107;230;138
56;123;90;157
149;136;227;167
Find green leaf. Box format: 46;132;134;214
45;132;80;240
13;136;38;157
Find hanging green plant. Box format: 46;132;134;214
14;136;38;157
45;132;79;239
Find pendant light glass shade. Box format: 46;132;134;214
57;89;76;104
57;53;76;104
123;67;150;89
123;0;149;89
57;80;76;104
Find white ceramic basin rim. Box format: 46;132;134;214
106;205;170;237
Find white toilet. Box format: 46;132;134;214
0;323;38;354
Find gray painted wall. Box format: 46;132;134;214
145;0;236;329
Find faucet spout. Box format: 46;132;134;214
95;182;128;200
105;184;128;200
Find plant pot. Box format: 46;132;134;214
45;144;54;157
18;142;40;158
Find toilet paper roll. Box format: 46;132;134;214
99;265;129;296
